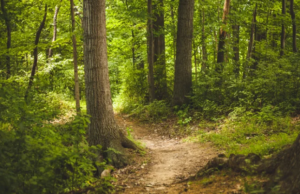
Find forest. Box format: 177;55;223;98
1;0;300;193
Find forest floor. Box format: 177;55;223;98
113;114;255;194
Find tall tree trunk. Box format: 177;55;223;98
216;0;230;72
290;0;297;53
172;0;195;106
83;0;138;168
170;0;176;62
153;0;167;100
201;2;207;72
147;0;155;102
280;0;286;57
70;0;81;114
1;0;11;79
131;29;135;67
232;24;239;78
25;5;48;101
244;5;256;79
48;4;60;58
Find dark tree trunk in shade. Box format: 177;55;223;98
1;0;11;79
290;0;297;53
25;5;47;101
70;0;81;114
216;0;230;72
147;0;155;102
83;0;138;168
48;4;60;58
172;0;195;106
280;0;286;57
153;0;167;100
232;24;240;78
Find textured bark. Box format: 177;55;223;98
216;0;230;72
83;0;138;168
147;0;155;102
70;0;81;114
172;0;195;106
25;5;47;101
153;0;167;100
280;0;286;57
290;0;297;53
48;4;60;58
1;0;11;79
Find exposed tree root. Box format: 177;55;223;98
192;134;300;194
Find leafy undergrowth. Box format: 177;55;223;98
0;82;114;194
185;108;300;157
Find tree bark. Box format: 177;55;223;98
83;0;138;168
172;0;195;106
153;0;167;100
70;0;81;114
290;0;297;53
216;0;230;72
1;0;11;79
48;4;60;58
25;4;48;101
280;0;286;57
147;0;155;102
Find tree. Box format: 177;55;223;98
48;3;60;58
280;0;286;57
153;0;167;100
244;4;257;79
82;0;138;168
216;0;230;69
70;0;80;113
0;0;11;79
201;0;207;72
25;4;48;101
172;0;195;106
147;0;155;102
232;0;239;78
290;0;297;53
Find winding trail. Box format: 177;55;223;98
114;115;217;193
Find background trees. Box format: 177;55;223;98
1;0;300;192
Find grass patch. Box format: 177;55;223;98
186;115;300;156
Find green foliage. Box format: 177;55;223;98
175;106;192;126
186;113;300;156
0;80;114;194
243;180;265;194
119;100;171;122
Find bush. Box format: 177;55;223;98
0;80;114;194
123;100;171;122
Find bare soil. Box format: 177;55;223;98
113;115;253;194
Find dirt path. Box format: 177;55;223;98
114;115;218;194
